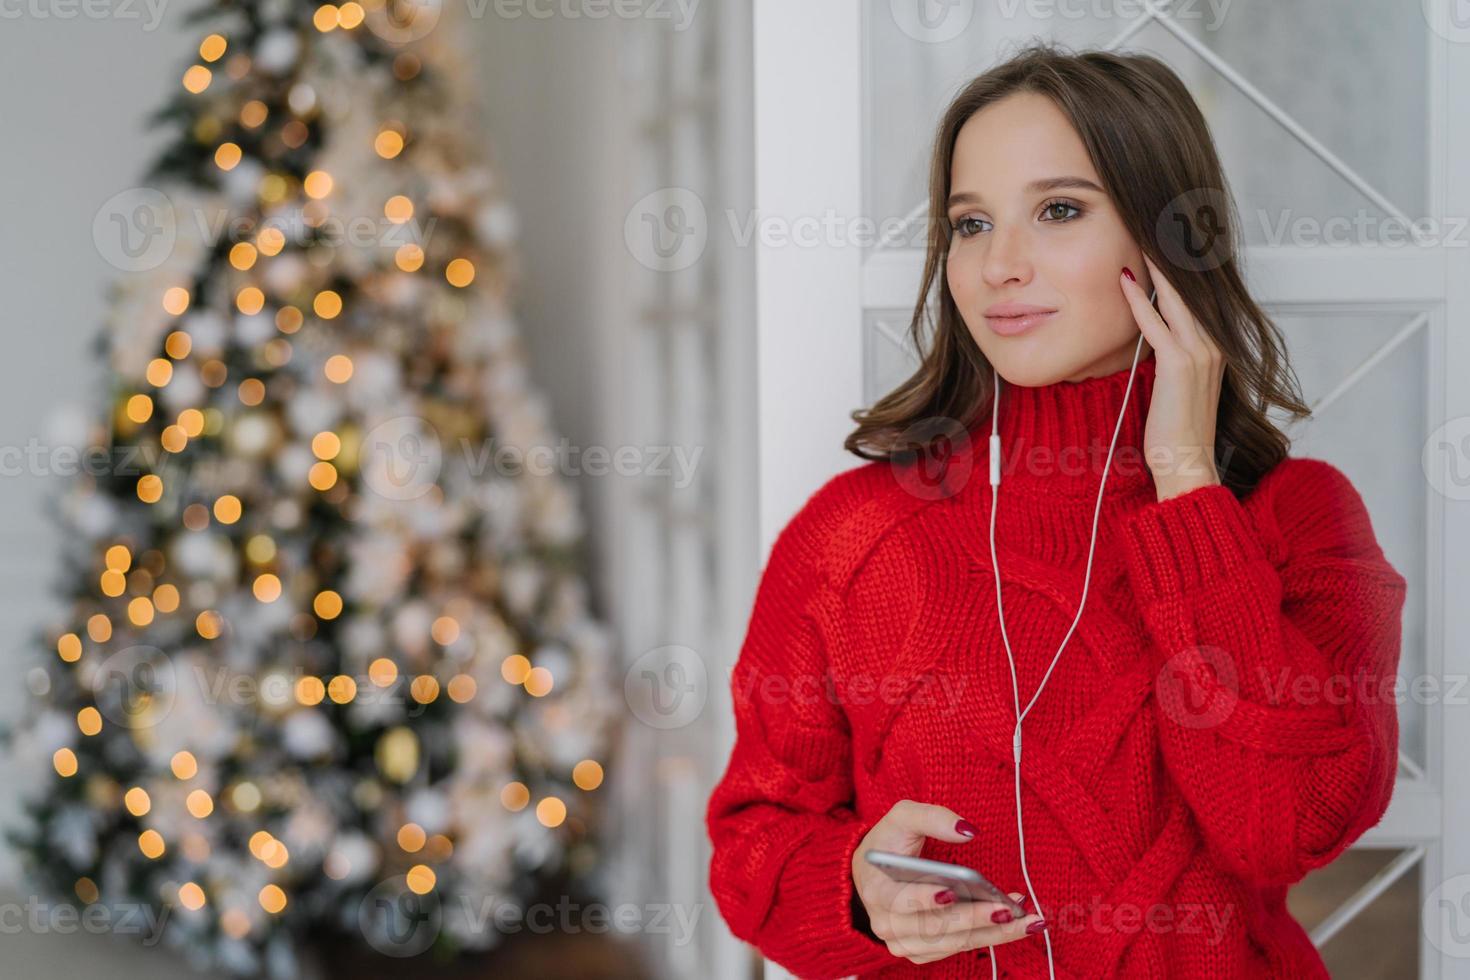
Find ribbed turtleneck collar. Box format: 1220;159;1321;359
964;351;1158;499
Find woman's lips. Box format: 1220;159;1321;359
985;310;1056;336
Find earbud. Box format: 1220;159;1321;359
983;325;1147;979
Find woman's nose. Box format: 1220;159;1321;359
981;229;1032;288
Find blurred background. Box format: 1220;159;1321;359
0;1;1466;978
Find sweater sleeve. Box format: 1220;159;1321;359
705;500;898;979
1118;459;1408;887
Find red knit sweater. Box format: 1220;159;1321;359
705;354;1408;978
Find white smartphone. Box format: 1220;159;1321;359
864;850;1026;916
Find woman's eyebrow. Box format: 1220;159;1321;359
946;176;1105;210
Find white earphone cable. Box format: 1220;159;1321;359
982;324;1148;979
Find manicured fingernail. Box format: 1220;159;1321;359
1026;919;1048;935
935;890;954;905
1122;266;1136;282
991;908;1012;924
955;819;978;838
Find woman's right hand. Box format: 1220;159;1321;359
851;799;1047;965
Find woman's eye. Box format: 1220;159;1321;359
953;216;989;238
1041;199;1082;221
951;203;1079;238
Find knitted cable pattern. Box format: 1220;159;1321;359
706;356;1408;978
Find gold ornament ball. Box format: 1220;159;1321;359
375;726;420;784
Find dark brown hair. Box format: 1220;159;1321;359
845;40;1310;498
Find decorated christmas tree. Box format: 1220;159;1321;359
5;0;619;975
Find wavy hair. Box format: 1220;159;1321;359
844;40;1311;498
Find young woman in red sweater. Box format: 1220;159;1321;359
705;43;1408;979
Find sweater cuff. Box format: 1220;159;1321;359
829;814;894;970
1119;482;1270;604
844;815;887;948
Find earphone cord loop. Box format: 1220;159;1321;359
983;328;1147;979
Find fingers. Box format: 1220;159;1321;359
1139;253;1187;338
1120;265;1172;355
870;885;1049;966
861;878;982;941
883;902;1048;964
878;798;979;850
1138;254;1222;363
885;880;966;916
886;894;1021;937
973;905;1048;948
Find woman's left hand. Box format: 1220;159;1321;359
1120;254;1226;501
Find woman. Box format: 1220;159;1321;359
705;42;1408;979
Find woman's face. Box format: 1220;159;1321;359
944;91;1152;386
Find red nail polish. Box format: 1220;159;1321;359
955;819;978;838
1026;920;1048;935
991;909;1012;924
935;890;954;905
1122;266;1136;282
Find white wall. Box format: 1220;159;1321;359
457;3;633;618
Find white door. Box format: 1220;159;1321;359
751;1;1470;977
